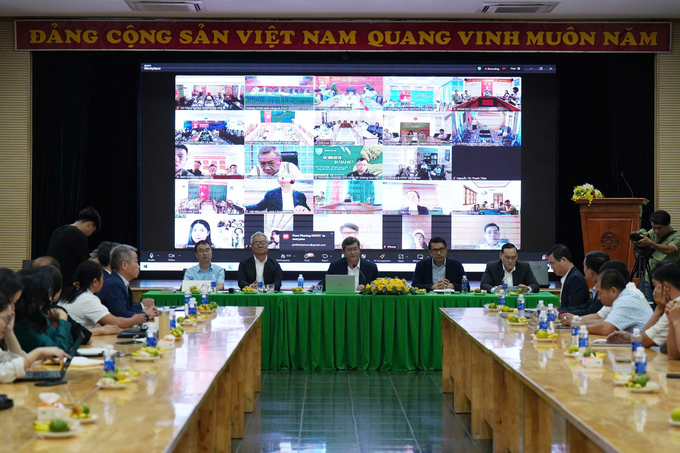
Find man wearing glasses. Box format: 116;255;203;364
480;243;540;294
249;146;302;179
184;240;225;291
323;237;378;291
237;232;283;291
544;243;589;308
412;237;465;292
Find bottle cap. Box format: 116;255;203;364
633;327;640;334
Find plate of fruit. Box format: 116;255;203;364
504;313;527;325
167;326;184;339
242;286;257;293
484;303;498;312
472;288;487;295
178;316;197;326
622;374;660;393
198;302;218;314
70;403;97;424
532;330;559;341
131;346;162;361
33;418;81;438
97;369;133;388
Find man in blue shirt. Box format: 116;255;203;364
587;269;653;335
184;240;225;291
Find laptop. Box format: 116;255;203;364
325;275;357;294
15;331;85;383
181;280;211;292
528;261;551;287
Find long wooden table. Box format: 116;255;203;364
142;291;559;371
0;306;263;453
441;307;680;453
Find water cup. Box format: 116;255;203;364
266;284;275;293
314;284;323;294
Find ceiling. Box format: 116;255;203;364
0;0;679;20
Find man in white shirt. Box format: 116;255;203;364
607;260;676;349
586;269;653;336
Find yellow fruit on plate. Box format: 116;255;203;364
536;330;548;339
595;352;607;359
116;371;126;381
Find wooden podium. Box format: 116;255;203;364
575;198;649;270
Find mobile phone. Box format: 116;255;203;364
556;326;571;330
615;357;631;362
116;340;140;345
35;380;67;387
667;374;680;379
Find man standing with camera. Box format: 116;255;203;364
632;210;680;301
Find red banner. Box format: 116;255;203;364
15;20;671;52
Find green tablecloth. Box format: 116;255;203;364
142;291;559;371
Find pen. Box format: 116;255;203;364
666;374;680;379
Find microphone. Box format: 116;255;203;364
620;172;634;198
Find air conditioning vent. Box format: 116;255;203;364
125;0;206;13
478;2;559;14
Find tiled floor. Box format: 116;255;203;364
232;370;493;453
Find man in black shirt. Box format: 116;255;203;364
346;158;374;178
46;206;101;286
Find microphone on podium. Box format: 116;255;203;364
620;172;635;198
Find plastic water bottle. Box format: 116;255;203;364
634;346;647;377
184;290;191;314
517;294;525;318
538;312;547;331
201;289;209;306
536;300;545;317
578;325;589;354
547;303;555;333
631;328;642;361
103;345;116;372
461;275;469;294
257;280;264;293
169;308;176;329
189;297;197;316
571;315;581;346
211;276;217;294
298;273;304;289
497;283;506;308
146;325;158;348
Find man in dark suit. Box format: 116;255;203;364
559;251;609;316
97;245;157;319
480;243;540;293
245;178;310;213
323;237;378;290
237;232;283;291
412;237;465;292
547;244;590;309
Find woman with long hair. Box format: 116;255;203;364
59;261;145;331
187;219;213;248
0;292;70;383
13;268;73;352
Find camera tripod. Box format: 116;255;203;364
630;245;653;291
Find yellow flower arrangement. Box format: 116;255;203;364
571;183;604;206
363;277;418;295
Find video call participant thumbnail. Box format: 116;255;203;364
183;240;225;291
175;145;192;178
480;243;540;294
322;237;378;291
249;146;302;179
475;223;507;249
347;158;375;179
412;237;465;292
237;232;283;291
245;176;311;213
399;190;429;215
